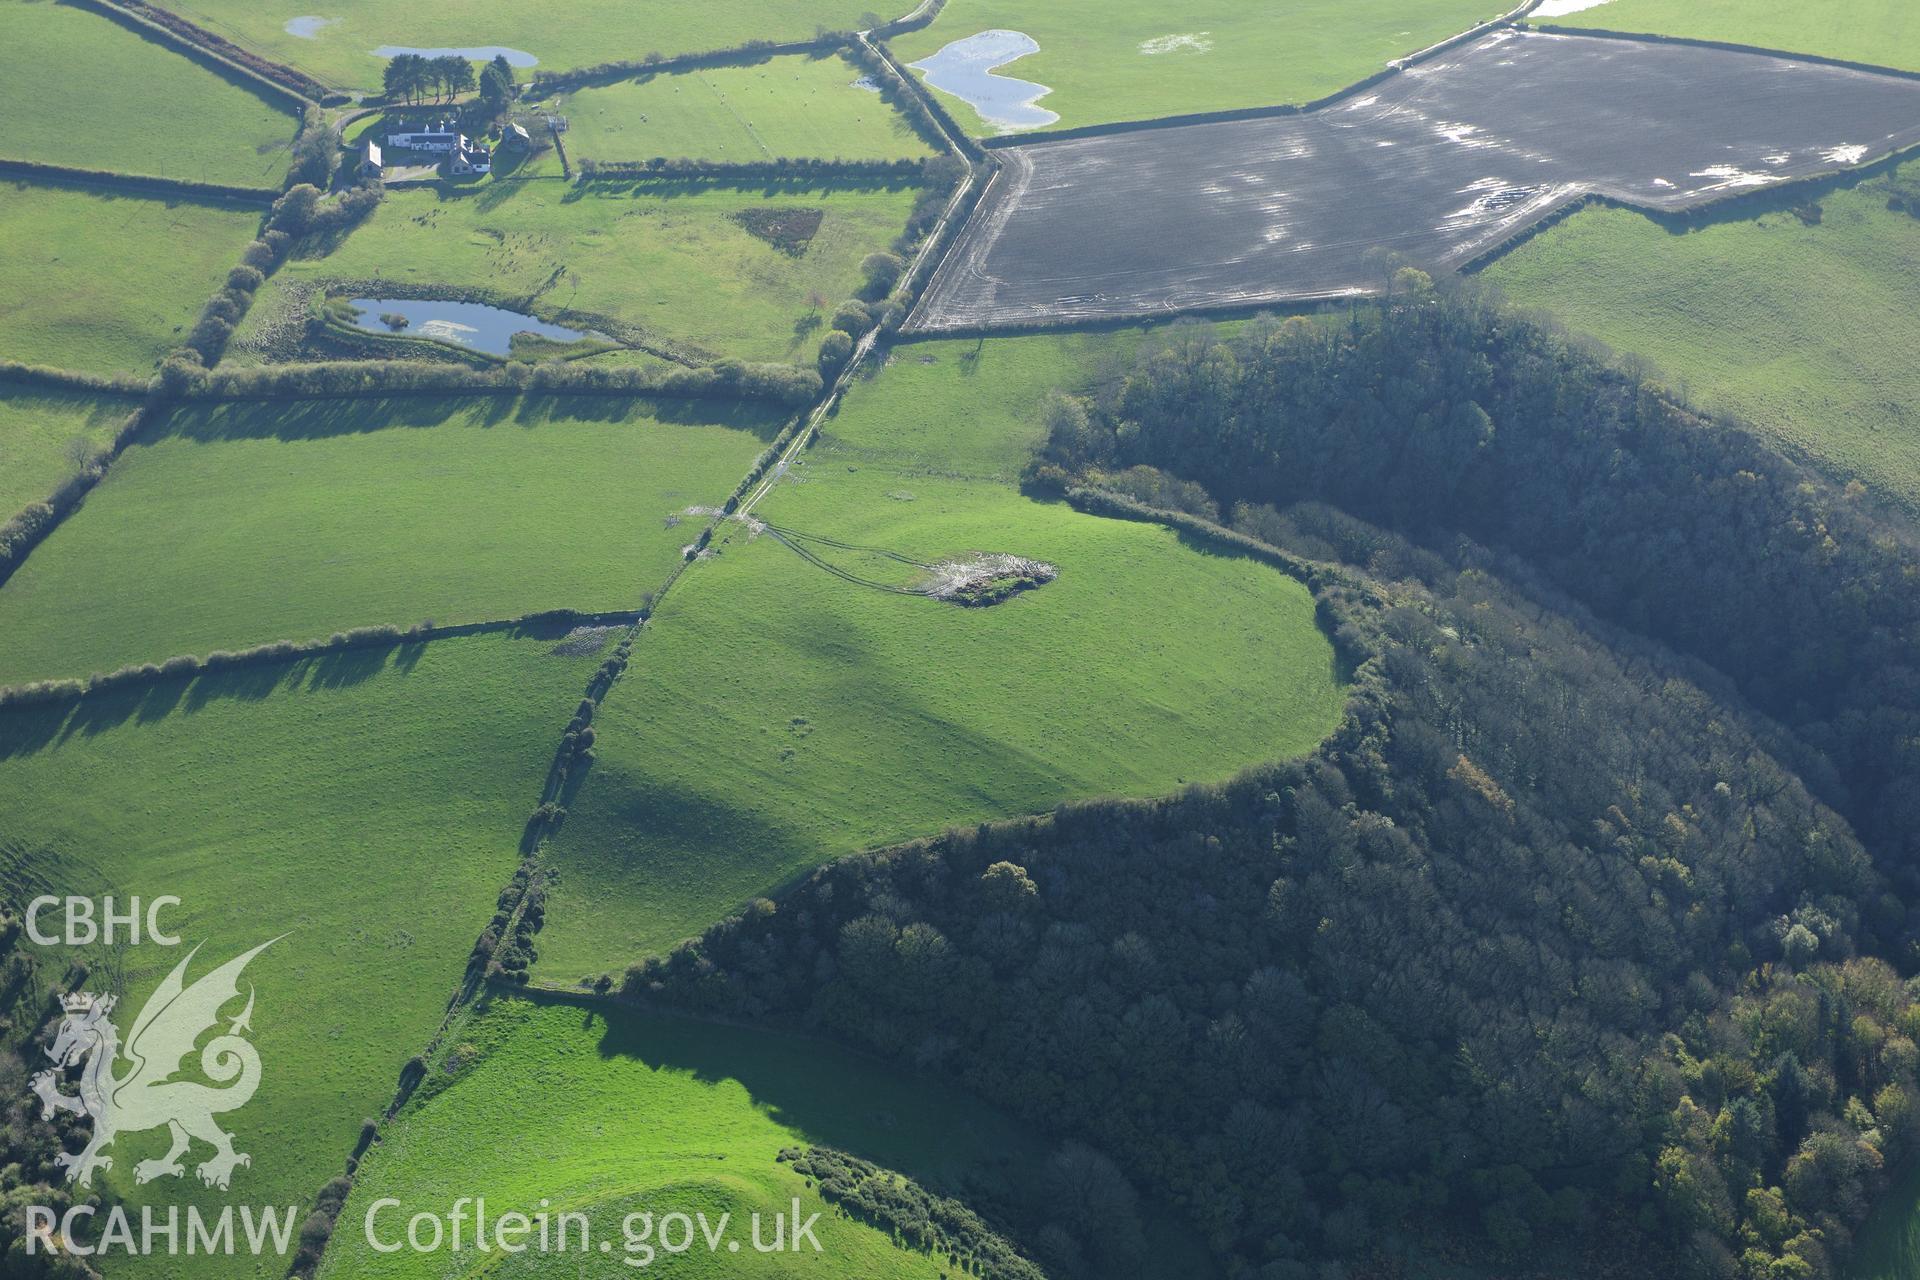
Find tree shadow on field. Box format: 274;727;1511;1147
164;391;787;443
0;697;87;761
167;396;475;443
472;176;536;215
1166;526;1355;684
392;639;428;674
0;640;422;761
301;645;396;691
562;999;1019;1199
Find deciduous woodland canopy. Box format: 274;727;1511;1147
8;0;1920;1271
637;286;1920;1280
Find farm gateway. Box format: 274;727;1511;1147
24;1202;301;1258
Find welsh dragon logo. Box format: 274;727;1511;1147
30;939;277;1190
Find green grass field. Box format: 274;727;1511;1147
149;0;884;92
534;332;1348;979
320;995;1214;1280
0;380;139;522
0;394;784;684
1481;176;1920;506
243;179;922;362
0;0;299;186
551;51;935;164
1847;1153;1920;1279
888;0;1505;134
1530;0;1920;71
0;179;261;377
0;631;607;1280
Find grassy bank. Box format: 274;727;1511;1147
889;0;1504;134
319;996;1214;1279
0;380;140;521
1534;0;1920;71
1481;174;1920;505
0;179;261;377
148;0;881;91
535;330;1348;978
0;394;783;684
553;50;936;164
0;631;606;1280
0;0;299;186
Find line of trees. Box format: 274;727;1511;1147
626;284;1920;1278
635;502;1888;1276
86;0;326;103
525;40;811;97
179;353;821;405
1030;278;1920;897
0;908;98;1279
381;52;490;105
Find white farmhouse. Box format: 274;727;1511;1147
385;117;491;175
385;119;463;152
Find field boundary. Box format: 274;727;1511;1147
0;403;153;592
1458;138;1920;277
574;156;935;182
0;609;643;709
866;31;983;161
0;362;149;396
525;37;845;98
0;158;278;205
1520;21;1920;83
69;0;324;105
869;0;946;39
907;130;1920;336
185;357;819;404
970;2;1543;150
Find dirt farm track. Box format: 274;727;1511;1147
907;29;1920;330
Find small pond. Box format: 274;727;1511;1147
284;16;335;38
371;45;539;68
909;30;1057;130
345;298;595;355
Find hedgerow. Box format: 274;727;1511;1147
181;355;821;404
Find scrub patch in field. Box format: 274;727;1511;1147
732;206;826;256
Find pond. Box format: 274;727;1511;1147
909;30;1057;131
344;298;596;355
371;45;539;68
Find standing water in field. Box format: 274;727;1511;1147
284;16;336;38
909;30;1058;131
345;298;595;355
371;45;539;67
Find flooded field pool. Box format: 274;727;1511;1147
909;30;1057;132
910;29;1920;329
345;298;594;354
